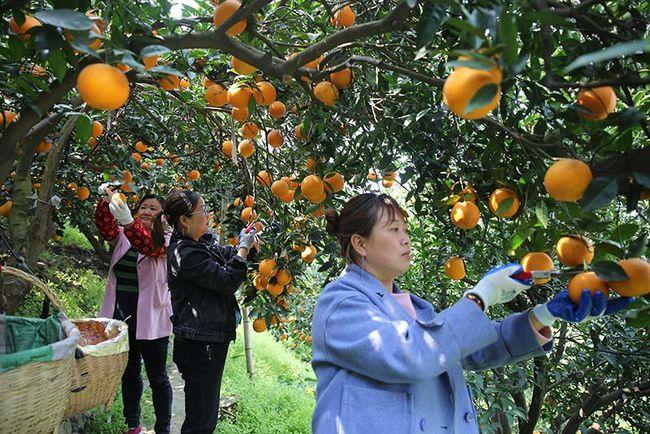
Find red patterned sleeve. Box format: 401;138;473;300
95;200;120;243
123;220;166;257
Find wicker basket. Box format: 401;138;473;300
0;266;77;434
1;266;129;420
64;318;129;417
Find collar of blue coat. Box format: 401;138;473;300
340;263;440;324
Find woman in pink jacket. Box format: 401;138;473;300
95;184;173;434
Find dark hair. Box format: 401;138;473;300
325;193;407;264
136;193;163;210
152;189;202;248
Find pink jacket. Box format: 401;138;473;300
96;201;172;340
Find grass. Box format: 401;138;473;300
60;224;94;251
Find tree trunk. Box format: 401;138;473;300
77;224;111;264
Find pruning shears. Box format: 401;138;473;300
511;270;563;282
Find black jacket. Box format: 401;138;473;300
167;231;248;342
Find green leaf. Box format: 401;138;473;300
495;197;514;217
75;113;92;144
624;305;650;329
34;9;93;31
535;201;548;228
564;38;650;72
632;171;650;188
463;83;498;116
580;177;619;213
523;11;572;28
8;37;27;60
148;65;183;76
140;45;171;58
498;10;518;68
628;233;648;258
507;226;535;255
595;240;625;258
592;260;628;282
47;49;68;82
416;4;448;49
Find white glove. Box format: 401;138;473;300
238;228;257;251
464;263;531;311
98;182;112;198
108;193;134;226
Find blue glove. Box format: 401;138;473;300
532;290;635;327
464;263;532;311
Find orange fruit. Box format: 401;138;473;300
91;120;104;138
314;81;339;106
383;171;397;181
140;162;150;170
556;235;595;267
240;122;259;138
112;192;127;205
576;86;616;120
206;84;228;106
256;170;271;188
294;124;305;140
544;159;593;202
9;15;41;40
252;318;267;333
36;139;51;153
306;157;316;171
213;0;247;36
267;282;284;296
330;68;353;89
67;182;78;191
0;200;13;218
284;176;299;190
367;170;377;180
259;258;278;277
311;206;325;217
331;5;355;27
278;189;295;203
222;140;233;156
159;74;180;91
568;272;609;304
123;170;133;182
179;77;190;89
121;181;133;193
323;172;344;193
306;189;327;204
1;110;16;128
244;195;255;207
608;258;650;297
188;169;201;180
233;197;242;207
155;158;165;166
488;188;520;218
301;175;325;200
268;101;286;119
450;201;480;229
241;206;257;222
520;252;554;284
267;129;283;148
382;179;394;188
445;257;466;280
459;185;477;202
135;140;147;153
301;244;317;263
204;77;215;88
131;152;142;162
254;221;264;232
77;64;129;110
253;274;268;291
227;83;252;109
116;63;130;72
252;81;276;106
231;106;249;122
228;235;238;246
143;55;158;70
87;137;98;149
231;56;256;75
238;139;255;158
271;179;289;198
76;186;90;201
443;64;502;119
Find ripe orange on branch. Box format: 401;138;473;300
568;272;609;304
268;101;286;119
267;129;283;148
213;0;247;36
227;83;252;109
252;82;277;106
544;159;593;202
231;56;256;75
556;235;594;267
576;86;617;120
450;201;480;230
331;5;355;27
77;64;130;110
9;15;41;40
488;188;520;218
608;258;650;297
238;139;255;158
445;257;466;280
206;84;228;107
330;68;353;89
520;252;554;285
314;81;340;106
443;62;502;119
1;110;17;128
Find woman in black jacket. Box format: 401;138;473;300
151;189;256;434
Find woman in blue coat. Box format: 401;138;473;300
311;193;633;434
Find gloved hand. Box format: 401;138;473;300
108;193;134;226
98;183;113;202
238;228;256;252
464;263;531;311
532;290;634;327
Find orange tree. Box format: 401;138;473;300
1;1;649;431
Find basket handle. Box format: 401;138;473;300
1;266;65;314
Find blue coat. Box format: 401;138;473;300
311;264;553;433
